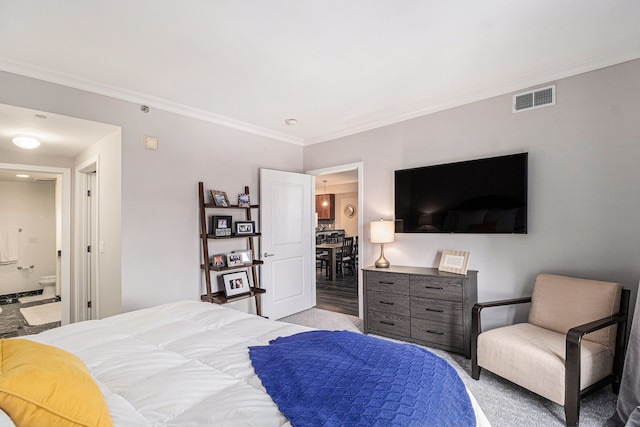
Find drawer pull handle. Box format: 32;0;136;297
379;281;395;285
380;321;395;326
426;330;444;336
425;308;444;313
379;301;394;305
425;286;443;290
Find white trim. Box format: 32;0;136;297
75;157;100;321
306;162;364;318
0;59;304;146
3;44;640;147
0;162;71;325
302;47;640;145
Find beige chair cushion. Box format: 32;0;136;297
528;274;622;350
477;323;614;405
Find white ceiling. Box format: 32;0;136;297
0;103;118;158
1;1;639;148
0;169;58;183
315;170;359;191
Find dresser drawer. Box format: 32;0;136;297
367;310;411;338
410;276;463;301
365;271;410;295
410;297;463;325
411;318;463;350
367;290;410;316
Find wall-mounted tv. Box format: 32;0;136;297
395;153;528;234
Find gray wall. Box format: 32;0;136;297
74;129;122;318
304;59;640;328
2;58;639;325
0;70;303;313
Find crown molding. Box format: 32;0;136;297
3;43;640;148
0;58;304;146
303;44;640;145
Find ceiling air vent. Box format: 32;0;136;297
513;85;556;113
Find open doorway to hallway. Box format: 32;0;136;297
308;163;363;318
0;166;69;335
1;101;121;327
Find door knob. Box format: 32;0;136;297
263;252;275;257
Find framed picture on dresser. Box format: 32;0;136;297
438;249;470;275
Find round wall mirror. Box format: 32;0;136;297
344;204;356;218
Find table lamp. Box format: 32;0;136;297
370;219;395;268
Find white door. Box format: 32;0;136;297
260;169;315;319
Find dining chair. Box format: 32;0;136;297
335;236;354;277
315;234;329;276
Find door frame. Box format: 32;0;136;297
306;162;364;318
0;162;71;324
75;157;99;321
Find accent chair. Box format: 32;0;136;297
471;274;630;426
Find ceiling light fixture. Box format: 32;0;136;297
15;174;30;178
12;136;41;149
284;118;298;126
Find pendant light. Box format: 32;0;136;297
321;180;328;206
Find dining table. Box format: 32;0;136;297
316;241;344;282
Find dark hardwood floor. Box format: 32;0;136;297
315;268;359;317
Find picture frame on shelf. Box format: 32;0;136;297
233;249;252;265
226;252;244;267
238;193;251;208
210;190;230;207
211;253;226;269
235;221;255;235
211;215;232;237
222;271;251;298
438;249;470;275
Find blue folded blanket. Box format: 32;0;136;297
249;330;475;427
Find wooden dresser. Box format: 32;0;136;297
363;265;478;358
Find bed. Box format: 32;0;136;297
0;300;490;426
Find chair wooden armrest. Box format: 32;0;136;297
567;312;627;342
471;296;532;375
564;289;630;426
472;297;532;338
472;296;532;313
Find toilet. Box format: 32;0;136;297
38;275;57;299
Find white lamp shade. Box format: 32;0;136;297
370;220;395;243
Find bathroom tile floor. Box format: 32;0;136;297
0;298;61;338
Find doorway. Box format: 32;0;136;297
307;162;363;318
0;163;71;327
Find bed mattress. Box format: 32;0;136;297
7;301;489;426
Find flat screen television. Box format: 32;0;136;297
394;153;528;234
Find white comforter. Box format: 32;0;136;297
17;301;489;426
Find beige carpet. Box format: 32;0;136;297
20;302;61;326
